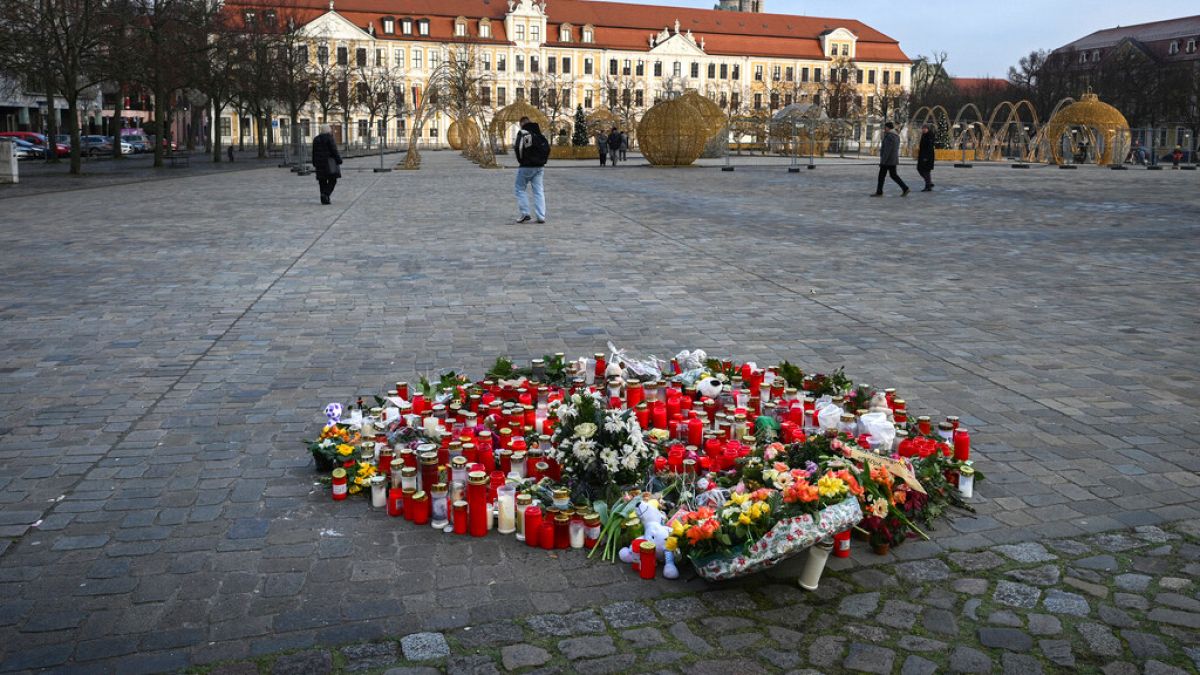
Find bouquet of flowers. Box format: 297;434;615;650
549;391;655;501
308;423;360;472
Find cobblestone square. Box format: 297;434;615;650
0;153;1198;673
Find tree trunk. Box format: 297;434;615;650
290;107;300;162
211;98;222;162
67;97;82;174
188;105;203;151
256;115;266;158
44;70;60;164
111;91;125;159
152;86;165;168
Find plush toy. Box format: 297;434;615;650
698;377;723;400
324;402;343;426
618;501;680;579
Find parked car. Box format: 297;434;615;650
121;134;151;153
0;137;44;159
0;131;68;157
77;135;111;156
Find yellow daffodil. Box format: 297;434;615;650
665;536;678;552
336;444;354;456
738;513;751;525
671;521;686;537
817;474;846;498
729;492;749;506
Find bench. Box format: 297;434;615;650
167;152;191;168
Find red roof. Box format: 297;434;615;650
224;0;908;62
951;77;1008;91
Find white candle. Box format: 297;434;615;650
370;476;386;508
497;491;516;534
423;416;440;437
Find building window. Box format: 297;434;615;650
754;65;763;81
418;19;429;36
584;89;593;108
673;61;681;77
785;66;793;81
637;60;645;76
583;26;593;43
375;49;383;66
562;88;570;107
516;55;524;72
708;63;716;78
337;46;348;66
429;126;437;138
720;63;728;79
531;56;539;73
563;57;571;73
220;117;232;136
393;49;404;67
402;19;412;34
531;25;540;42
482;52;490;71
1080;52;1088;63
584;57;593;75
829;42;836;56
691;62;699;78
498;86;506;105
318;44;329;65
635;90;644;106
516;24;525;41
801;67;809;82
560;25;572;42
531;87;541;107
1091;50;1100;61
754;93;762;109
856;69;863;84
784;94;792;106
841;44;849;56
382;18;394;34
894;70;901;84
609;59;618;75
882;70;889;85
731;92;739;109
731;64;739;79
654;61;662;77
772;65;780;81
480;20;491;38
1188;40;1197;54
623;59;631;75
455;20;466;37
868;69;875;84
413;49;422;68
608;87;617;106
517;86;525;101
430;50;439;66
813;67;822;82
548;56;557;73
497;55;506;71
770;92;779;109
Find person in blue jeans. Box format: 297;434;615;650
513;117;550;223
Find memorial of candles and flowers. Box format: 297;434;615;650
307;347;979;587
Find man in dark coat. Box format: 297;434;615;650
607;127;620;166
312;124;342;205
872;121;909;197
917;124;936;192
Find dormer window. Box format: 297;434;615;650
560;24;572;42
1080;52;1088;63
1168;40;1180;55
262;9;275;25
1187;39;1196;54
841;44;848;56
418;19;429;36
515;24;525;41
455;17;467;37
1091;50;1100;61
402;19;412;35
531;24;540;42
583;25;594;43
242;9;255;25
480;19;491;38
382;18;394;34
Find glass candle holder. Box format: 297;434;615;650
370;475;387;508
524;505;542;547
497;449;513;476
401;487;416;521
496;486;516;534
431;482;449;529
959;465;975;499
638;539;657;579
515;494;532;541
331;468;348;501
466;471;488;537
583;514;601;548
937;422;954;442
452;500;468;534
539;520;556;550
533;461;549;481
511;451;528;478
569;513;585;549
552;488;570;510
387;487;403;517
411;491;430;525
554;513;570;549
917;416;932;436
451;456;468;484
359;440;376;464
400;467;418;492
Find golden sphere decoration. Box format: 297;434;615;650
680;91;725;137
1042;92;1130;166
585;108;619;135
447;118;480;150
489;100;549;140
637;96;709;166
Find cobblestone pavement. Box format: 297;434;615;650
0;152;1198;672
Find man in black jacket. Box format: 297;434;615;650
311;124;342;205
917;124;936;192
513;118;548;223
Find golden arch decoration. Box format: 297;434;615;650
489;100;549;142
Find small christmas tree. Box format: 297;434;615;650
571;105;589;146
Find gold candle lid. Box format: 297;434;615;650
411;490;427;501
639;540;657;553
516;493;532;506
432;482;448;493
552;488;570;500
451;456;468;468
332;468;346;479
400;467;417;477
467;471;488;485
452;499;468;509
419;451;438;465
554;513;570;523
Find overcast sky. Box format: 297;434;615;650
625;0;1199;77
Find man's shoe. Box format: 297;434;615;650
518;215;532;223
869;192;883;197
536;219;545;224
922;186;933;192
901;188;910;197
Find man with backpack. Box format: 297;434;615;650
514;117;549;223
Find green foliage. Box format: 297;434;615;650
777;361;805;388
805;367;853;397
419;371;463;399
754;416;780;444
571;105;589;146
485;356;517;380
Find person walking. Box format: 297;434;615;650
916;124;936;192
872;121;909;197
1172;145;1183;169
617;129;628;161
312;124;342;205
596;130;609;166
607;127;621;167
514;118;550;224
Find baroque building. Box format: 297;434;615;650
218;0;910;149
715;0;765;12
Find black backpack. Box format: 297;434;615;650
525;131;550;167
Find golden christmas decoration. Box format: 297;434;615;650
637;97;710;166
489;100;549;140
447;118;480;151
680;91;726;138
1041;93;1130;166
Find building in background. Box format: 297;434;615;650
219;0;910;150
715;0;765;12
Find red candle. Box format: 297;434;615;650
652;401;668;430
411;491;430;525
401;488;416;521
412;394;426;415
467;472;488;537
331;468;348;501
918;416;932;436
628;537;645;571
635;403;649;429
638;540;657;580
687;414;704;447
668;446;684;473
722;446;739;471
627;382;644;408
593;354;606;381
452;500;468;534
396;381;409;400
524;507;542;547
555;514;570;549
953;429;971;462
666;395;681;422
540;521;556;550
387;487;403;517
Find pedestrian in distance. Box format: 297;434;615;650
917;123;935;192
618;129;628;161
596;130;609;166
311;124;342;205
1172;145;1183;169
514;117;550;224
608;127;620;166
872;121;909;197
226;145;234;162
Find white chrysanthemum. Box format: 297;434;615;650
574;422;597;439
621;453;639;471
604;417;626;433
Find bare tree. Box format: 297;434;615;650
275;13;313;160
442;44;494;165
401;63;448;169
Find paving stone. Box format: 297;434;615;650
1000;652;1044;675
922;608;958;636
687;659;767;675
807;635;846;668
600;601;655;629
850;569;898;589
977;627;1033;652
455;623;525;649
1045;539;1092;557
898;636;948;653
383;668;441;675
962;598;982;622
1090;533;1144;552
717;632;762;651
1073;554;1119;571
1142;661;1189;675
272;650;333;675
699;616;755;632
1185;647;1200;670
993;542;1057;563
501;644;550;670
1043;589;1090;616
1038;639;1075;668
900;655;938;675
758;647;802;669
952;578;990;595
1121;630;1169;659
949;551;1006;571
1146;608;1200;629
445;654;501;675
653;597;707;621
1097;604;1136;629
895;559;952;583
993;581;1040;609
838;592;881;619
1158;577;1193;591
401;632;450;661
619;627;664;648
209;664;261;675
1100;662;1139;675
575;654;636;674
948;645;993;673
876;599;920;629
668;622;711;655
758;605;812;628
341;642;399;672
700;589;757;612
643;650;687;665
1077;622;1122;656
1026;613;1062;636
765;625;803;646
842;642;894;674
986;610;1023;627
1005;565;1060;587
1113;573;1151;592
558;635;616;661
1114;592;1150;611
1156;592;1200;612
1063;576;1108;598
526;610;604;636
